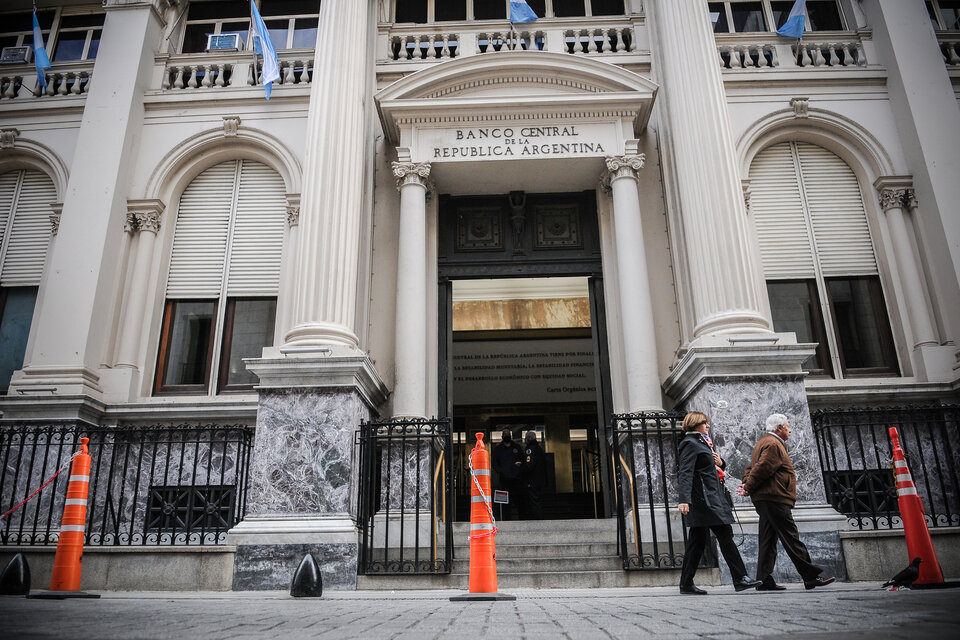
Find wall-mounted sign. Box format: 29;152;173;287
417;122;619;162
452;337;596;405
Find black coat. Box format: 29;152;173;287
677;432;734;528
493;442;522;484
521;441;547;489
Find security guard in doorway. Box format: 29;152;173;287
492;429;522;520
520;431;547;520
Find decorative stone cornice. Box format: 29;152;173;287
49;203;63;235
874;176;914;212
125;199;165;234
790;97;809;118
0;128;19;149
286;193;301;227
392;161;432;190
223;116;241;137
604;154;645;182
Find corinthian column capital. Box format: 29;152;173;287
878;187;908;212
392;161;432;190
604;154;645;182
125;199;165;234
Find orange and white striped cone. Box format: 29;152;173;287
889;428;943;585
28;437;99;598
450;433;515;602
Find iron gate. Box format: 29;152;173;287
608;412;690;570
356;417;453;575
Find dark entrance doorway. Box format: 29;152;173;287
437;191;614;521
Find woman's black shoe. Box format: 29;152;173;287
734;577;763;592
679;584;708;595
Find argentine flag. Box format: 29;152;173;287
776;0;807;38
510;0;539;24
32;11;52;89
249;0;280;100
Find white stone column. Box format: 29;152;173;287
116;200;164;368
274;196;300;345
391;160;431;418
604;155;662;411
876;182;937;348
284;0;370;348
9;0;166;397
647;0;771;337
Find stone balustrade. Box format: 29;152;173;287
379;19;637;62
715;33;867;71
940;36;960;66
159;53;314;91
0;62;94;99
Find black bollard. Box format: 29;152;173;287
290;553;323;598
0;553;31;596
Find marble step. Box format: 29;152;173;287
454;542;620;558
357;567;716;590
451;555;621;573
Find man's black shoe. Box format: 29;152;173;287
803;576;836;590
756;581;787;591
734;577;763;592
679;584;707;595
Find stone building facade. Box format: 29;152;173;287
0;0;958;589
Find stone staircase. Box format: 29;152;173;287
357;518;715;590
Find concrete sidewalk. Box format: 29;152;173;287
1;582;958;639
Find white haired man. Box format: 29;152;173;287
737;413;836;591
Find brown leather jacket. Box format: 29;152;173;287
742;433;797;507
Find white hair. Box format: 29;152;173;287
766;413;788;432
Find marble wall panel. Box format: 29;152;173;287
684;376;826;505
232;542;357;590
246;389;372;517
380;440;434;510
714;531;847;584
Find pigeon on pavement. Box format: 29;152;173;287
882;557;922;589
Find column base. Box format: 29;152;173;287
7;364;104;399
911;343;958;382
716;505;849;584
228;515;358;590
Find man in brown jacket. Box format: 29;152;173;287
738;413;836;591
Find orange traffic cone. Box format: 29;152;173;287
889;428;943;585
27;437;99;599
450;433;515;602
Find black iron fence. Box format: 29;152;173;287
812;405;960;530
356;417;453;575
608;412;689;570
0;423;254;546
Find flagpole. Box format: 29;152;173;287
509;21;516;51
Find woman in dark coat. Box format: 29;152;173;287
677;411;761;595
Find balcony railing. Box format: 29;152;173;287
157;51;315;92
0;60;95;100
715;31;870;71
939;33;960;67
379;18;637;63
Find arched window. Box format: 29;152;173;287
154;160;286;395
750;141;898;378
0;169;56;391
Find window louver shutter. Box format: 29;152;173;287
166;161;236;298
0;170;55;287
0;172;18;256
795;142;877;276
750;144;816;279
750;142;877;280
226;160;285;296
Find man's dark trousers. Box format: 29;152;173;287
679;524;748;587
754;500;822;581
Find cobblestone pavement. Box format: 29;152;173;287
2;582;959;639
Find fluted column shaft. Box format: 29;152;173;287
285;1;371;347
116;201;163;368
391;162;431;418
606;156;662;411
649;0;770;336
878;186;936;348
